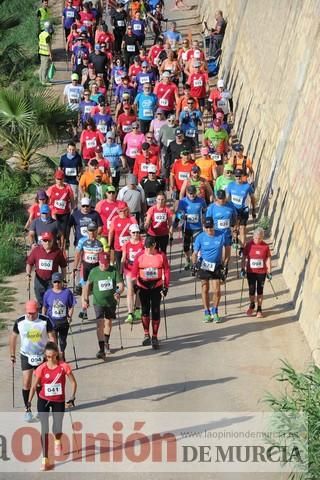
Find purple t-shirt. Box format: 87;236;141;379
43;288;76;326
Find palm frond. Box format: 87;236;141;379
0;14;21;33
0;88;34;130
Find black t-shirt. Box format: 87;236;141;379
112;10;127;30
123;34;139;55
164;139;196;175
89;52;108;74
141;177;165;198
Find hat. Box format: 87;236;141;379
40;204;50;214
168;114;175;120
162;71;171;78
216;189;226;200
224;164;234;172
37;189;47;200
98;251;110;265
131;121;138;128
204;218;214;228
52;272;63;282
141;61;149;67
234;168;244;177
233;143;244;152
98;101;106;107
87;221;98;231
191;165;201;173
129;224;140;233
106;131;115;138
187;185;197;194
55;170;64;179
142;142;150;151
106;184;116;192
95;44;101;50
95;145;103;153
81;197;91;206
200;146;209;155
127;174;137;185
180;149;190;156
42;231;54;241
217;79;224;88
25;300;38;313
117;201;128;211
88;63;94;68
213;119;221;127
193;61;201;67
145;236;156;248
71;73;79;81
175;128;183;136
83;53;89;59
147;164;157;173
156;108;164;114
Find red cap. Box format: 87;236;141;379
42;231;54;241
25;300;38;313
117;201;128;211
54;170;64;179
98;252;110;265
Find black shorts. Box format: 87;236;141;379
94;304;116;320
198;98;206;108
20;353;42;371
198;265;222;280
55;213;70;235
236;208;249;226
83;262;99;282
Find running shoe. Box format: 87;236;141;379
184;260;191;271
151;336;160;350
96;350;106;360
24;411;33;423
203;313;212;323
105;344;112;355
256;310;264;318
246;307;256;316
40;458;53;471
142;335;151;346
125;313;134;324
212;313;222;323
133;308;142;322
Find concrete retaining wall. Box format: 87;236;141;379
198;0;320;360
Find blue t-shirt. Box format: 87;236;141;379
179;109;202;138
79;100;97;124
226;181;254;210
102;143;123;173
131;19;145;38
163;30;182;44
206;202;237;234
115;85;135;104
194;231;225;265
69;209;103;244
59;153;83;185
135;71;156;92
63;7;77;28
92;113;114;135
134;92;158;120
43;288;75;327
177;196;206;231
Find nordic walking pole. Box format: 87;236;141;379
239;277;244;309
169;235;173;263
268;278;279;300
117;295;124;350
162;295;168;340
224;280;227;315
27;274;31;301
194;274;197;299
12;361;15;408
68;325;79;369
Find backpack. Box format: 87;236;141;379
207;57;220;77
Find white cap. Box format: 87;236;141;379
162;71;171;78
129;224;140;233
147;164;157;173
217;79;224;88
81;197;91;206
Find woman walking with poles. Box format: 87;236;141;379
27;341;77;471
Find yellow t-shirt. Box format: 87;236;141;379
195;157;216;182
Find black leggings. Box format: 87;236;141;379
55;323;69;352
247;273;266;296
148;234;169;254
37;397;65;457
139;286;162;320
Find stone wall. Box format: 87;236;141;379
198;0;320;360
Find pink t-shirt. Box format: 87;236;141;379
150;119;167;143
124;132;145;158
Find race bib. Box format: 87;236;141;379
110;167;117;177
127;45;135;52
159;98;169;107
123;124;132;133
117;20;125;27
187;214;199;224
98;124;108;133
86;138;97;149
201;259;216;272
84;105;92;113
211;153;221;162
129;148;138;157
119;235;130;246
139;76;149;84
154;212;167;223
217;98;228;112
44;383;62;396
83;20;92;27
65;167;77;176
231;194;242;206
84;252;98;263
186;129;196;138
146;197;156;206
98;279;113;291
80;226;88;236
66;11;75;18
178;171;189;181
143;109;153;117
143;267;158;279
250;259;264;269
193;79;203;87
134;23;142;30
115;76;122;85
217;219;230;229
39;259;53;270
141;163;149;172
128;249;137;262
54;199;66;210
27;354;43;367
52;304;67;318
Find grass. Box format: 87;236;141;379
0;286;18;328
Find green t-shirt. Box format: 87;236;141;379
214;174;234;194
204;128;229;150
88;266;123;307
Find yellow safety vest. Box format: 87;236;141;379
38;31;50;56
38;7;51;30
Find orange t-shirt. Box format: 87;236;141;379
79;170;110;192
195;157;216;183
171;160;194;191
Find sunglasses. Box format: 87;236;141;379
82;205;90;207
146;136;152;139
42;239;51;242
132;232;140;234
187;102;194;105
53;280;62;283
107;191;115;194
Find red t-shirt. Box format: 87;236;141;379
129;64;142;80
109;215;138;251
80;130;104;161
79;11;95;34
35;361;71;403
133;154;160;183
186;48;205;62
47;184;74;215
154;82;178;111
131;250;170;289
98;159;111;174
147;206;172;237
118;112;137;137
27;246;67;281
171;160;194;191
187;72;208;99
244;240;271;274
122;240;144;273
148;45;164;66
149;143;160;158
95;199;120;236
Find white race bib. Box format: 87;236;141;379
201;259;216;272
211;153;221;162
52;304;67;318
54;199;66;210
193;79;203;87
231;194;242;206
128;249;137;262
84;105;92;113
141;163;149;172
27;354;43;367
187;214;199;224
217;98;228;113
39;259;53;271
139;76;149;84
129;147;138;157
66;11;75;18
250;259;264;269
98;279;113;291
143;267;158;279
146;197;156;206
217;219;230;229
178;171;189;181
134;23;142;31
143;109;153;117
80;226;88;236
86;138;97;148
98;124;108;133
123;124;132;133
119;235;130;246
84;252;98;263
65;167;77;176
117;20;125;27
127;45;135;52
159;98;168;107
186;129;196;137
110;167;117;177
154;212;167;222
44;383;62;396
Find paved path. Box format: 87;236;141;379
0;1;311;479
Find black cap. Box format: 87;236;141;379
233;143;244;152
234;168;243;177
204;218;214;228
87;221;98;231
175;128;183;136
216;189;226;200
145;236;156;248
142;142;150;150
187;185;197;194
